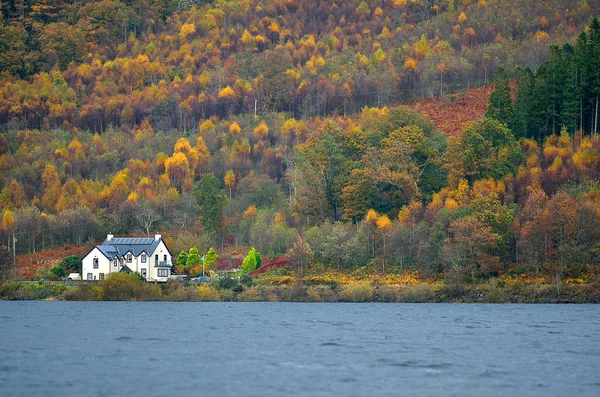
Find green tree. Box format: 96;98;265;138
204;247;218;270
510;67;535;138
486;67;512;126
194;174;227;236
186;247;201;267
176;251;188;267
241;247;258;273
446;118;522;185
50;265;66;278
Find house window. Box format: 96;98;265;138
113;259;117;267
87;273;93;280
127;254;132;263
93;258;98;269
99;273;105;280
158;269;169;277
141;254;147;263
141;268;147;278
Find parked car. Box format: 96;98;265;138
190;276;210;283
67;273;81;280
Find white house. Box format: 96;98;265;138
82;234;172;282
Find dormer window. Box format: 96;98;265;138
127;254;132;263
141;254;147;263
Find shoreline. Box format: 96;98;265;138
1;280;599;303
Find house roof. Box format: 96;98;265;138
120;265;133;273
101;237;161;258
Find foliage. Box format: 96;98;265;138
60;255;81;272
203;247;218;270
49;265;66;278
241;247;260;273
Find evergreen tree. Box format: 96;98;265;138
561;45;581;133
531;64;551;141
176;251;188;267
486;67;512;126
186;247;201;267
193;174;227;237
510;67;535;138
204;247;218;270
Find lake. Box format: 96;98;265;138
0;302;599;397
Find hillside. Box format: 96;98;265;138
2;3;600;284
411;84;493;136
1;0;597;130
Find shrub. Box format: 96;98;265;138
280;282;309;302
217;274;238;289
377;285;400;302
53;284;67;296
237;285;279;302
25;283;54;299
0;280;26;299
34;269;61;281
62;284;103;301
236;286;262;302
306;285;338;302
196;285;221;301
99;273;161;301
60;255;81;272
50;265;66;278
339;282;373;302
398;284;434;303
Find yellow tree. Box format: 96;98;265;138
376;214;392;272
253;121;269;140
366;209;379;256
224;170;236;198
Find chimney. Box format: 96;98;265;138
107;234;113;241
154;233;161;241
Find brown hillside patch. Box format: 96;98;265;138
16;244;88;278
411;85;493;137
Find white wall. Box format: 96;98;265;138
82;248;113;281
147;240;172;282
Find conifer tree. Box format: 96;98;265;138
486;67;512;126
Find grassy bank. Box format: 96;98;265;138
1;274;599;303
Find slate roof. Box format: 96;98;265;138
90;237;162;261
101;237;161;258
120;265;133;273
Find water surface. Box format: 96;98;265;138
1;302;599;396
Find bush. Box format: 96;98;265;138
217;274;239;289
53;284;67;296
377;285;400;302
50;265;66;278
0;280;26;299
99;273;162;301
398;284;434;303
60;255;81;272
339;282;373;302
196;285;221;301
34;269;61;281
306;285;338;302
237;285;279;302
62;284;103;301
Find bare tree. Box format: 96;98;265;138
135;201;161;236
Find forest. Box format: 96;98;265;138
1;1;600;285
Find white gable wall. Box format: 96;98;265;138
82;247;114;281
148;240;172;282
